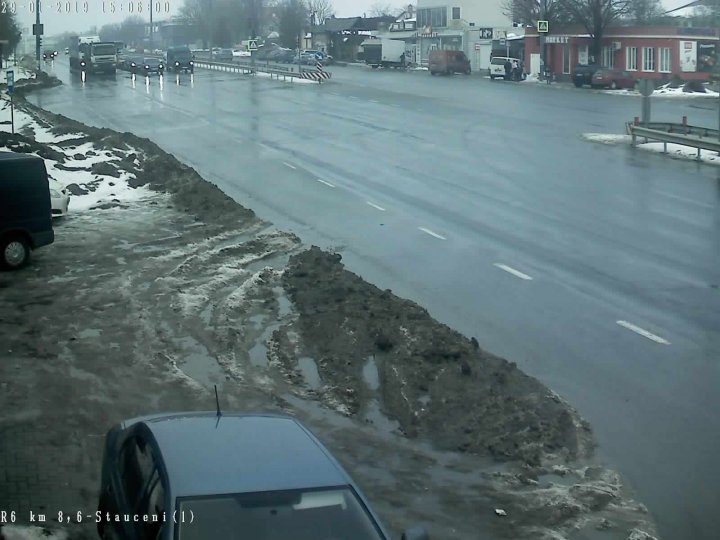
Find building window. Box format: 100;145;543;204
642;47;655;71
417;7;447;28
659;47;671;72
452;7;460;20
626;46;637;70
601;46;614;68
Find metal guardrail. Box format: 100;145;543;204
626;121;720;159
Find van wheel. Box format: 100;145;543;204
1;236;30;270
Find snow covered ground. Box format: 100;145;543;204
602;82;719;98
582;132;720;166
0;525;68;540
0;97;157;212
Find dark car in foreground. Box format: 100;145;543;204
591;68;635;89
97;412;429;540
571;63;601;87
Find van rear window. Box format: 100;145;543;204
491;58;508;65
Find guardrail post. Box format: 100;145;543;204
663;142;667;153
697;148;702;161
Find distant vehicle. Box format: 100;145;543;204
165;45;194;73
572;63;601;87
213;48;234;61
69;35;117;74
49;186;70;218
0;152;54;269
96;412;429;540
488;56;520;80
429;49;471;75
64;47;69;55
232;48;251;58
123;56;144;74
141;57;165;75
592;68;635;90
361;39;405;69
42;50;54;61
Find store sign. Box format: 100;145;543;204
492;29;506;40
545;36;570;44
417;32;438;38
680;41;697;72
478;28;493;39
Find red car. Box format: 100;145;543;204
591;68;635;90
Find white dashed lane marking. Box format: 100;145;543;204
616;321;670;345
366;202;386;211
493;263;533;281
316;178;335;188
283;162;296;170
418;227;446;240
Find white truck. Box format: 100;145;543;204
69;35;117;75
361;38;407;69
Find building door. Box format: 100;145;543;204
530;53;541;77
474;42;491;71
578;45;589;65
562;44;571;74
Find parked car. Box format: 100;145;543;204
572;63;601;87
488;56;522;80
0;152;54;269
96;412;429;540
49;186;70;218
591;68;635;89
429;50;471;75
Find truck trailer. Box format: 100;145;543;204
69;35;117;75
361;38;407;69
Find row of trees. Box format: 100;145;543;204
506;0;719;65
0;10;21;58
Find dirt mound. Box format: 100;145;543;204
283;247;593;465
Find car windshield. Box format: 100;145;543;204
175;488;384;540
92;44;116;56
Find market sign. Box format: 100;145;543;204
478;28;493;39
545;36;570;44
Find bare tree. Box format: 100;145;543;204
367;2;402;17
278;0;307;49
626;0;663;24
308;0;334;25
502;0;569;26
563;0;632;62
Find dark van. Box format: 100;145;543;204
429;50;471;76
0;152;54;269
165;46;194;73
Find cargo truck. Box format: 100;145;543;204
69;35;117;75
361;38;407;69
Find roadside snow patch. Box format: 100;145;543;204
581;133;632;144
582;132;720;166
601;84;719;98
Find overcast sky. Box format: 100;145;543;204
12;0;701;37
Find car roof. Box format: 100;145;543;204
0;151;42;163
136;413;352;497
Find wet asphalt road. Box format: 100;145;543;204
31;59;720;540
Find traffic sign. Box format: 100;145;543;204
6;69;14;95
248;39;258;51
32;23;44;36
537;20;549;33
474;42;481;51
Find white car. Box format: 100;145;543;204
232;49;251;58
50;187;70;218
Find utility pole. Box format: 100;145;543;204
149;2;154;52
35;0;41;70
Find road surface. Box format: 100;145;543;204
30;59;720;540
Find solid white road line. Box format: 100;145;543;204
366;201;386;211
493;263;533;281
418;227;446;240
369;99;379;103
283;162;297;170
316;178;335;188
616;320;670;345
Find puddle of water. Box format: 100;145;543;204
199;303;213;326
297;357;322;390
365;399;400;433
275;287;292;318
174;336;227;387
78;328;102;339
363;355;380;391
248;317;285;368
249;341;268;367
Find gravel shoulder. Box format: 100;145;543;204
0;82;658;540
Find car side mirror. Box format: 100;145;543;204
401;526;429;540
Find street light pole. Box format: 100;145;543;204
149;2;154;52
35;0;41;70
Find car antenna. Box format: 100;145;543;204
215;385;222;417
